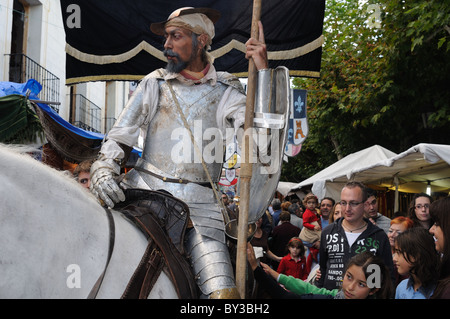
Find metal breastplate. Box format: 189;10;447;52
141;80;227;183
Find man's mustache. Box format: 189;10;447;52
163;49;180;59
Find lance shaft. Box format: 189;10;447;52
235;0;262;299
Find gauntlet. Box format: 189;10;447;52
90;159;126;208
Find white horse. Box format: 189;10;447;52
0;144;181;298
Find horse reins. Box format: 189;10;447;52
87;207;115;299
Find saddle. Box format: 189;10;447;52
115;189;198;299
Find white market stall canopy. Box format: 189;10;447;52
276;181;306;200
291;143;450;208
292;145;398;200
277;182;299;197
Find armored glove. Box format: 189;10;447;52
90;159;126;208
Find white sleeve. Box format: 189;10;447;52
216;86;246;134
99;76;160;161
215;86;246;154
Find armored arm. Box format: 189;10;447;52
90;76;159;207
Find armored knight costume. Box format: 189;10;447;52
90;7;290;299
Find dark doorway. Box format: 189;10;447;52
9;0;26;82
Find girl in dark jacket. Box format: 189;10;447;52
247;243;393;299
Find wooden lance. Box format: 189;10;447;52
235;0;262;299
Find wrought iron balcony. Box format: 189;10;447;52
70;94;101;133
6;53;60;112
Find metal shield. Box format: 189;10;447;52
237;66;291;223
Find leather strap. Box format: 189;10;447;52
87;207;115;299
139;247;164;298
122;206;197;299
134;164;211;188
121;239;164;299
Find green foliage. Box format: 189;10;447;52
281;0;450;183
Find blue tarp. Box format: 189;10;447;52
0;79;42;99
0;79;103;140
0;79;141;157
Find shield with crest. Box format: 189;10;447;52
285;89;308;157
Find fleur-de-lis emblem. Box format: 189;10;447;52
295;95;304;114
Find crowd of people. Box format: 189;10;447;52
223;181;450;299
72;155;449;300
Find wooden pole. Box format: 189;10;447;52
235;0;262;299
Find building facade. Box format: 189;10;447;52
1;0;132;135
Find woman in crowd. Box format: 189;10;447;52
429;196;450;299
388;217;414;254
408;193;434;229
328;202;342;223
250;217;281;265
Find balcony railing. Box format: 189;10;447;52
6;53;60;112
105;117;117;133
71;94;101;133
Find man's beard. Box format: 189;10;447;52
164;45;198;73
164;49;189;73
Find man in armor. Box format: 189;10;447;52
90;7;282;299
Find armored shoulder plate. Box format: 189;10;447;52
145;68;166;81
216;72;246;95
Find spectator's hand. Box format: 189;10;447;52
246;243;258;271
260;262;280;281
245;21;268;70
315;268;322;281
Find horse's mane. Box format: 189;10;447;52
0;143;98;203
0;143;42;155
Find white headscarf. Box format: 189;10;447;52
165;13;215;50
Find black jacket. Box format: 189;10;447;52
316;217;395;290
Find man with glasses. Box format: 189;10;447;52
316;181;395;291
364;188;391;234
